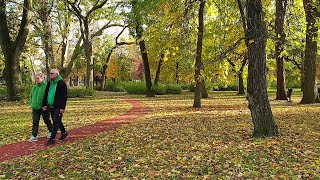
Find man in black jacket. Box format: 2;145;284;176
43;69;68;145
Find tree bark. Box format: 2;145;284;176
175;62;179;84
137;36;155;97
0;0;32;101
132;0;154;97
101;46;116;91
236;0;248;96
60;37;83;79
246;0;279;137
38;0;55;74
238;57;247;95
300;0;318;104
154;54;164;85
193;0;205;108
228;57;247;95
300;52;304;92
275;0;288;100
238;72;245;95
66;0;110;89
201;79;208;98
82;19;94;89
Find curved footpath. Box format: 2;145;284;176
0;98;146;163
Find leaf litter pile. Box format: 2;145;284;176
1;91;320;179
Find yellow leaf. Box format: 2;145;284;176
108;167;117;173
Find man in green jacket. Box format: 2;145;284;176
43;69;68;145
28;73;53;142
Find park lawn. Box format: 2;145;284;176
1;91;320;179
0;91;132;146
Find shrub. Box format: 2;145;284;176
189;83;196;92
153;84;167;95
214;84;238;91
0;86;6;100
68;88;94;98
180;83;191;90
21;85;33;103
122;81;147;94
104;82;125;92
166;83;182;94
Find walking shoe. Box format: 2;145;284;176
45;139;55;145
28;136;38;142
59;132;68;140
47;132;52;139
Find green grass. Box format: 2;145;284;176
1;91;320;178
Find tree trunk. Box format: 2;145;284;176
60;38;83;79
100;46;116;91
236;0;249;96
0;0;32;101
175;62;179;84
60;37;68;69
138;39;154;97
201;79;208;98
246;0;279;137
75;75;79;86
275;0;288;100
300;52;304;92
238;57;247;95
40;8;55;72
238;72;246;95
193;0;205;108
154;53;164;85
82;19;94;90
133;3;154;97
300;0;318;104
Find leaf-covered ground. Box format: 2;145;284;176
1;91;320;179
0;92;132;146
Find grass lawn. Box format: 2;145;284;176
0;90;320;179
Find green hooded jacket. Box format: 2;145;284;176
47;75;63;108
30;81;47;110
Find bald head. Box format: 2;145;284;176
50;69;59;75
49;69;60;80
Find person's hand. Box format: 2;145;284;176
43;106;48;111
60;109;65;114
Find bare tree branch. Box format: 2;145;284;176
284;56;302;70
205;38;245;65
88;0;109;16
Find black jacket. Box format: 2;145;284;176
43;80;68;110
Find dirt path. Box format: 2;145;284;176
0;98;146;163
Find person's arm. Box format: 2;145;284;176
61;81;67;110
42;83;50;110
29;86;34;106
59;81;68;114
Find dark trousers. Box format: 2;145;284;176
49;108;66;139
32;109;52;137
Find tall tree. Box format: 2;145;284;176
154;53;164;85
66;0;110;89
235;0;249;95
132;0;155;97
227;56;247;95
100;26;134;90
246;0;279;137
0;0;32;101
193;0;205;108
275;0;288;100
300;0;319;104
33;0;55;76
